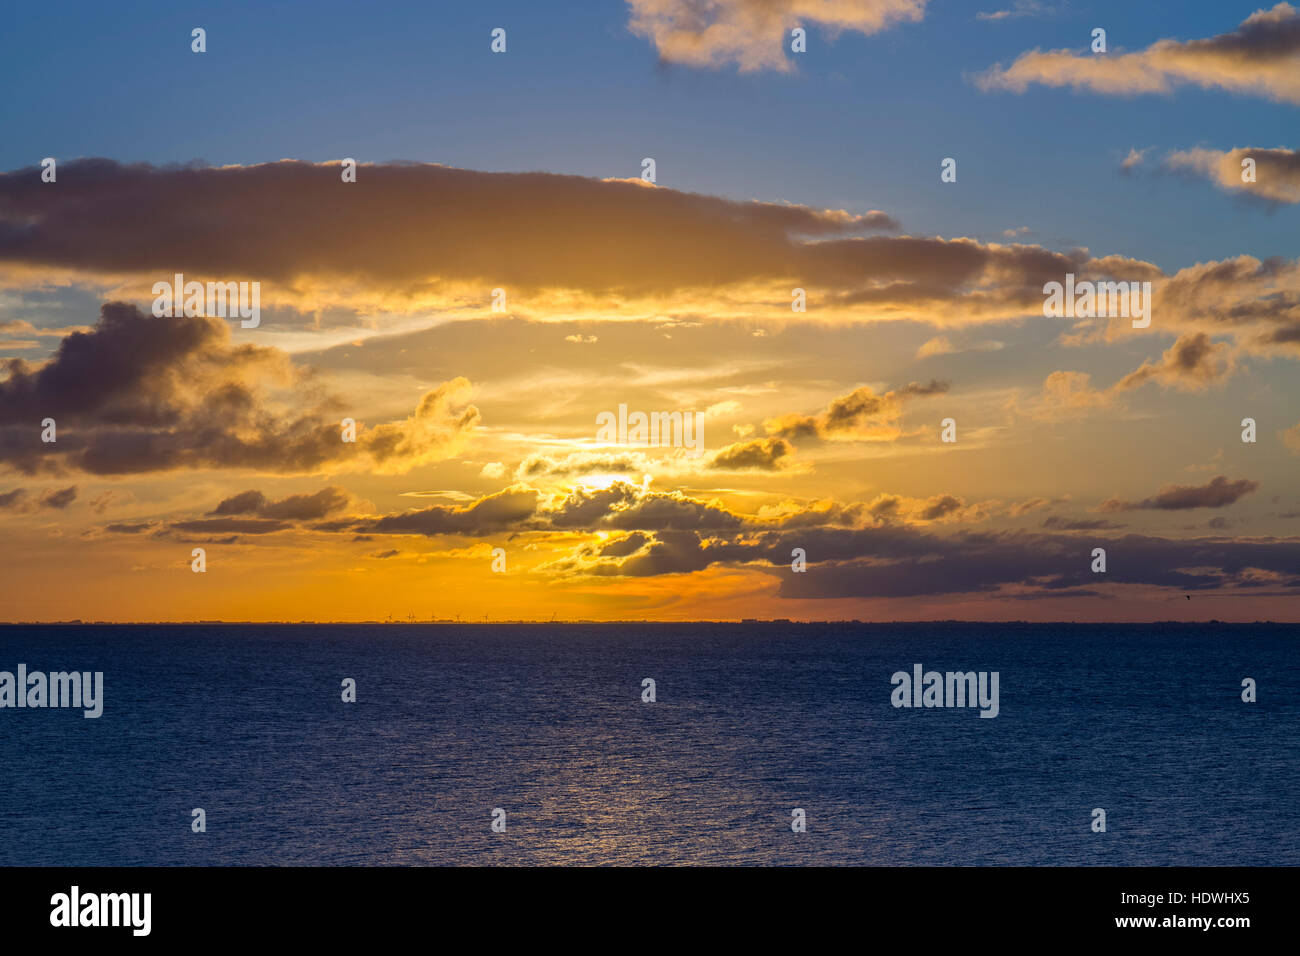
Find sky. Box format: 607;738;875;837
0;0;1298;622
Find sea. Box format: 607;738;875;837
0;622;1295;866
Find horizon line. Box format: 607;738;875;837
0;619;1290;626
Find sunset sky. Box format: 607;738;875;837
1;0;1298;622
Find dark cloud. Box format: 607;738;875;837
541;484;641;530
777;532;1300;598
357;486;539;536
170;517;290;534
599;532;650;557
192;476;1300;600
210;490;268;516
0;159;1184;333
916;495;964;520
533;486;1300;596
707;436;792;471
998;589;1110;601
595;488;747;532
0;485;77;512
1042;516;1124;530
1100;475;1259;512
864;493;973;524
0;302;479;476
551;518;1300;598
210;486;351;520
88;489;130;514
102;521;156;535
0;159;899;299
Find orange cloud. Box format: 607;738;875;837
765;380;947;442
977;3;1300;104
626;0;928;73
1165;146;1300;203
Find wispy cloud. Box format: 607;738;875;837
1165;146;1300;203
626;0;928;72
977;3;1300;104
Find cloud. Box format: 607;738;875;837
516;437;795;480
170;516;291;535
706;436;793;471
593;487;747;533
977;3;1300;104
1099;475;1259;512
1120;147;1150;171
336;480;982;545
1024;370;1117;420
0;484;77;512
6;160;1300;361
866;492;984;524
1009;496;1055;517
1281;421;1300;453
916;335;955;358
598;532;650;558
1041;516;1124;531
977;1;1053;21
0;159;900;320
1149;256;1300;355
3;160;1222;335
1115;332;1234;391
625;0;928;73
355;486;540;537
177;475;1300;601
916;335;1003;358
97;487;355;539
1165;146;1300;203
765;380;947;442
1020;334;1236;422
209;486;352;520
556;516;1300;598
0;319;90;352
773;528;1300;598
517;451;651;479
0;302;479;475
89;489;131;514
102;521;156;535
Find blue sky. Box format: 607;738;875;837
3;1;1295;272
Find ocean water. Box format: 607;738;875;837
0;622;1295;866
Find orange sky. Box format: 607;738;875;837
2;88;1300;623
